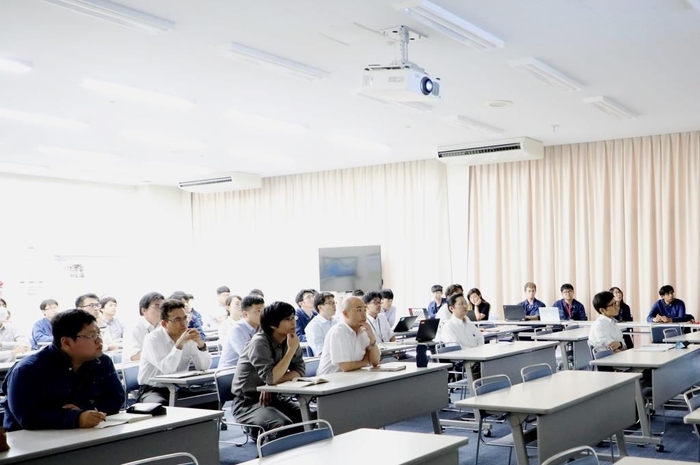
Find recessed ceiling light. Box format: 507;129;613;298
81;78;195;109
484;100;513;108
218;43;329;81
0;57;32;74
0;108;88;130
398;0;504;50
39;0;175;35
121;129;207;151
509;57;582;92
325;133;391;152
224;110;307;136
582;96;636;120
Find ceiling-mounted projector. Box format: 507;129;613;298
361;62;440;102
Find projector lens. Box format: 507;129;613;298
420;77;433;95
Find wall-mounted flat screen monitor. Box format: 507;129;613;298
318;245;382;292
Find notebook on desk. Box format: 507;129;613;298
539;307;561;324
159;369;214;379
503;305;526;322
393;316;418;332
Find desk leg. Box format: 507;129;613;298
167;385;177;407
558;341;568;371
507;413;529;465
615;429;628;456
430;411;442;435
298;396;313;430
635;381;651;438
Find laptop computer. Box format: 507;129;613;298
503;305;526;322
393;315;418;333
408;308;427;320
539;307;561;324
466;310;477;322
415;318;440;342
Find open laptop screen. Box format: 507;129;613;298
503;305;525;322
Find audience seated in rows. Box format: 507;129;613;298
304;292;337;357
99;296;124;350
0;305;30;362
30;299;58;350
294;288;317;342
123;292;164;362
364;291;395;343
518;282;546;321
380;289;397;327
647;284;694;323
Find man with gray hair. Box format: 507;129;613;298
317;296;380;375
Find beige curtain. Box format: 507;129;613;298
466;131;700;321
191;160;451;310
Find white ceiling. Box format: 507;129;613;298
1;0;700;186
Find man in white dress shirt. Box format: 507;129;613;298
123;292;163;362
364;291;395;343
0;306;30;363
440;293;484;348
137;299;212;405
589;291;627;352
380;289;397;328
304;292;337;356
317;296;380;375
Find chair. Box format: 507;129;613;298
521;363;553;382
532;327;553;340
541;445;599;465
304;357;321;377
122;363;140;408
120;452;199;465
256;419;333;458
473;374;518;465
684;386;700;461
565;323;580;330
111;352;123;364
589;346;613;372
214;367;263;447
434;343;470;400
210;354;220;370
651;325;680;343
662;327;680;342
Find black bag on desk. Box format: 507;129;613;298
127;402;167;416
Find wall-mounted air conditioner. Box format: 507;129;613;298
437;137;543;166
178;172;262;194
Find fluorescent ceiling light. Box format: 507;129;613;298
0;57;32;73
452;115;504;135
325;133;391;152
0;108;88;130
225;110;308;136
398;0;504;50
39;0;174;34
583;96;636;120
36;145;121;162
510;58;582;92
220;43;329;81
121;129;207;151
81;78;195;109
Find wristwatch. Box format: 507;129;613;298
197;344;207;352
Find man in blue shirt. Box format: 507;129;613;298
518;282;545;320
220;294;264;369
294;288;317;342
647;285;693;323
426;284;447;318
30;299;59;349
552;283;587;321
2;309;124;431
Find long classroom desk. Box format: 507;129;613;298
533;327;592;370
589;345;700;450
665;331;700;344
258;362;450;435
239;428;468;465
456;370;640;465
616;459;696;465
0;407;222;465
150;370;218;407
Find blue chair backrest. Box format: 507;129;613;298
521;363;552;382
684;387;700;412
651;325;680;343
304;358;320;377
436;343;462;354
215;368;235;407
662;327;680;340
210;354;220;370
474;374;511;396
122;364;140;392
260;428;333;457
111;352;123;364
592;347;613;360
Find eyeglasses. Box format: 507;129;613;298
605;302;617;309
167;316;190;324
80;303;100;309
283;315;297;322
76;333;102;341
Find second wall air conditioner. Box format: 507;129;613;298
178;172;262;194
437;137;543;166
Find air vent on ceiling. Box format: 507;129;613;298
437;137;543;165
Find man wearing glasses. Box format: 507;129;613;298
137;299;212;405
2;309;124;431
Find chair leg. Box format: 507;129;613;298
475;418;483;465
507;447;512;465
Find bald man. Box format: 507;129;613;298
317;297;380;376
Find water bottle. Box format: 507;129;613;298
416;343;429;367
